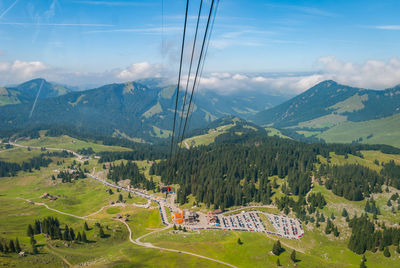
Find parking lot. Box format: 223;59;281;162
219;212;266;233
196;211;305;240
265;213;304;239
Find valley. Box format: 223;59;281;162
2;1;400;267
1;133;400;267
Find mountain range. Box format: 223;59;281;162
0;78;399;148
253;80;400;148
0;79;70;106
0;78;287;143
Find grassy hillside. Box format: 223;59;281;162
17;134;131;153
182;124;235;147
2;141;400;267
253;80;400;147
318;113;400;148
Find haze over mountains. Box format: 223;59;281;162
0;78;399;148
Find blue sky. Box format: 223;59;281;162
1;0;400;92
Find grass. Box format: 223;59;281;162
0;147;43;163
106;207;121;214
2;142;400;267
265;127;291;139
182;124;234;147
318;150;400;172
17;135;131;153
318;113;400;148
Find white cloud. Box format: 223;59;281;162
116;62;163;80
316;56;400;89
0;60;48;82
197;57;400;95
2;57;399;96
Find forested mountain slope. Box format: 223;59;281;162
254;80;400;128
0;78;288;143
0;78;70;106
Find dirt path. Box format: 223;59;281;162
17;197;86;220
305;176;315;205
44;243;73;267
18;197;151;220
184;140;190;149
118;219;238;268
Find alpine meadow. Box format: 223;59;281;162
1;0;400;267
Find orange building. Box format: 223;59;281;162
174;212;184;224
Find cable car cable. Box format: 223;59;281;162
169;0;190;159
178;0;216;147
176;0;204;148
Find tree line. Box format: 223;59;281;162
108;161;155;190
317;164;384;201
151;138;318;209
348;213;400;255
0;155;52;177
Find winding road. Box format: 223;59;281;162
118;219;238;268
8;139;302;267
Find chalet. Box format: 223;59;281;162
207;211;219;224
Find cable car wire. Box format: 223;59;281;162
169;0;190;159
181;0;219;150
176;0;204;148
178;0;216;148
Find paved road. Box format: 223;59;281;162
118;219;238;268
222;205;276;215
18;197;86;220
86;173;173;227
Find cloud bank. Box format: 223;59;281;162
1;57;400;94
198;57;400;94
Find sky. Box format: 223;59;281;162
1;0;400;94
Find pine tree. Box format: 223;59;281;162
237;238;243;245
128;192;132;199
30;236;36;246
276;258;281;266
63;225;70;241
173;224;177;230
82;231;88;243
4;244;9;254
290;250;296;262
69;228;75;241
77;232;82;242
27;224;34;237
342;208;348;217
396;244;400;254
99;227;105;238
383;247;391;257
272;240;282;256
0;242;3;253
32;244;38;255
84;222;89;231
9;240;15;253
15;238;21;253
118;194;123;202
183;227;187;232
57;228;63;240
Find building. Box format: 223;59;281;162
173;212;184;224
161;186;175;194
207;211;219;224
183;210;199;224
